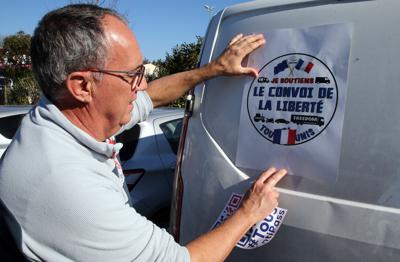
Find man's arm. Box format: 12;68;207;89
186;167;287;262
147;33;266;108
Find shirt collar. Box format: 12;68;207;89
34;96;123;158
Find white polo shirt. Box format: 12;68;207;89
0;92;190;262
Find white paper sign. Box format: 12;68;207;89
211;193;287;249
235;23;352;182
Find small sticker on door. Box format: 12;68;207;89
211;193;287;249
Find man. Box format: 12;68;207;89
0;4;287;262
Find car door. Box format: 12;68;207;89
154;114;183;186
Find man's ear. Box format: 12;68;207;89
65;72;95;103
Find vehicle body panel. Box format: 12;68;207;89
175;0;400;260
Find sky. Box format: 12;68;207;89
0;0;249;61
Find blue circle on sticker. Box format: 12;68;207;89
247;53;338;146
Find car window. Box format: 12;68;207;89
115;124;141;162
159;118;182;155
0;114;25;139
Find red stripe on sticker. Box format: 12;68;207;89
304;62;314;73
288;129;296;145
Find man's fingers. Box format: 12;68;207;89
266;169;287;187
233;33;264;45
227;33;265;55
216;33;266;77
240;37;266;56
256;167;277;185
241;67;259;77
228;33;244;46
255;167;287;187
232;33;265;52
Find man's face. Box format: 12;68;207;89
93;15;147;134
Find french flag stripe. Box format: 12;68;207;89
304;62;314;73
288;129;296;144
273;129;297;144
280;130;289;144
273;129;281;144
295;59;304;70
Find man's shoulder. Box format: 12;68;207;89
0;118;116;199
3;124;90;174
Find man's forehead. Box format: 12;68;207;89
102;15;142;67
102;15;136;47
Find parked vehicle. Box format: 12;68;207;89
0;106;31;157
170;1;400;261
116;108;183;226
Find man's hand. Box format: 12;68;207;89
187;167;286;262
147;33;265;107
211;33;266;77
239;167;287;223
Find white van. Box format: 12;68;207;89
170;0;400;261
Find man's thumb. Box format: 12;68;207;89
242;67;259;77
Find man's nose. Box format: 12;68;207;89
136;77;148;91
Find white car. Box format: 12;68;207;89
116;108;183;226
0;106;31;157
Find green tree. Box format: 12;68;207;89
5;76;40;104
1;31;40;105
1;31;31;66
149;36;203;107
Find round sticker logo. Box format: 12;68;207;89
247;53;338;146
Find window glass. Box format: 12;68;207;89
159;118;182;155
0;114;25;139
116;124;141;162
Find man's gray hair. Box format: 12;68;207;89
31;4;126;102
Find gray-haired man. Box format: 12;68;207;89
0;4;286;261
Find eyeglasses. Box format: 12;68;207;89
89;64;145;90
